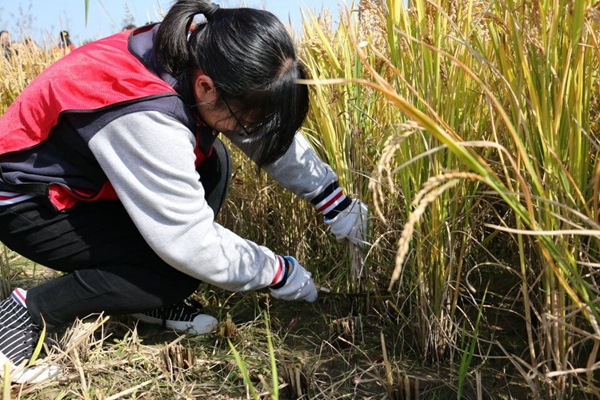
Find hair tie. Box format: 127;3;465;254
204;3;220;21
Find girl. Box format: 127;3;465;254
52;30;77;56
0;0;367;383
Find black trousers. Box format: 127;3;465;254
0;139;231;330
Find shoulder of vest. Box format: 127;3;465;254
62;93;197;141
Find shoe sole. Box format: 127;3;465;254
130;313;218;335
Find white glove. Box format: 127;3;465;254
325;198;369;247
270;256;318;302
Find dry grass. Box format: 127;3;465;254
0;275;413;399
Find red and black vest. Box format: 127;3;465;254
0;24;215;210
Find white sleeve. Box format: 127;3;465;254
223;131;339;201
88;111;279;292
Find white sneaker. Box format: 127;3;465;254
131;298;218;335
1;358;61;384
0;288;60;384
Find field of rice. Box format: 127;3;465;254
1;0;600;398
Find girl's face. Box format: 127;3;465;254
0;32;10;45
192;71;251;135
196;102;247;136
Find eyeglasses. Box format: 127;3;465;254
221;96;264;136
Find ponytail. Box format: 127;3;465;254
155;0;220;77
155;0;309;167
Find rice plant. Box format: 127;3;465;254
0;38;54;114
299;0;600;398
354;0;598;397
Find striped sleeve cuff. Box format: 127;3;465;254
270;256;289;289
11;288;27;308
311;182;352;220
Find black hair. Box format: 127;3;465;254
154;0;309;167
59;30;72;47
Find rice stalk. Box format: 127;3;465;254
307;0;600;395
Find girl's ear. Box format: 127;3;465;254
193;71;217;105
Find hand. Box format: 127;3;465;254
325;198;369;247
270;257;318;302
